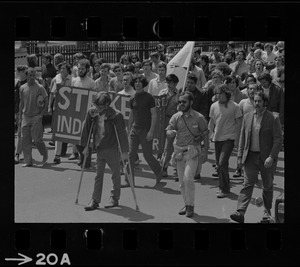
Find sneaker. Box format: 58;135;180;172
68;153;79;160
53;156;61;164
230;211;245;223
186;205;194;217
14;154;20;164
178;206;186;215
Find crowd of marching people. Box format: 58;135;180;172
14;41;284;221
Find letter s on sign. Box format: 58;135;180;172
58;87;71;110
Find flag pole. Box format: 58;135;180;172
182;41;195;92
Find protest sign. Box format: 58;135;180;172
52;86;167;154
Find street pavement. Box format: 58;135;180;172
15;128;284;223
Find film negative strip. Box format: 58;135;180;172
2;0;299;266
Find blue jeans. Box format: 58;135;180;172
92;147;121;204
214;140;234;193
237;151;274;215
21;115;48;165
129;127;161;183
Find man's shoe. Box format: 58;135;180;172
194;173;201;181
104;201;119;208
216;191;227;198
15;154;20;164
178;206;186;215
212;172;219;177
53;156;61;164
68;153;79;160
233;168;243;178
121;183;130;188
84;199;99;211
230;211;245;223
22;163;33;167
186;205;194;218
49;141;55;146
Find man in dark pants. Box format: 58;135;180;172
83;92;129;210
124;74;163;187
230;91;283;223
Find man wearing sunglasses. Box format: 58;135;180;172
166;91;209;218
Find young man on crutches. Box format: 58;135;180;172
81;91;129;210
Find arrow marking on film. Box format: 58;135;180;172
5;253;32;265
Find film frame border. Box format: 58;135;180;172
3;1;299;266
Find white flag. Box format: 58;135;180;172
166;41;195;90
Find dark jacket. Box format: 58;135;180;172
266;82;284;126
80;106;129;153
238;109;283;164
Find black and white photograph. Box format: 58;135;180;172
14;40;285;224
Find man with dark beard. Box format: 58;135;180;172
71;59;96;168
166;91;209;218
230;91;283;223
83;92;129;210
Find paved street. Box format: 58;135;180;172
14;128;284;223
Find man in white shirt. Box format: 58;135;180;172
147;62;167;96
142;59;159;92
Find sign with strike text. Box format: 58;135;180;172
52;85;167;154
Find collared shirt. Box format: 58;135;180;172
51;74;72;94
167;109;208;147
95;76;111;92
109;76;124;93
158;88;178;124
143;72;159;92
147;76;167;96
229;61;249;77
250;108;266;152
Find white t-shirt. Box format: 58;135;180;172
209;100;242;142
118;87;136;97
147;77;167;96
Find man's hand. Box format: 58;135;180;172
146;131;154;142
167;129;177;138
264;156;274;168
48;107;52;114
